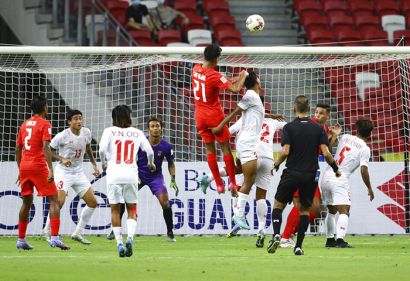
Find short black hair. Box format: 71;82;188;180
244;71;258;89
204;44;222;62
112;105;132;128
66;109;82;121
294;95;309;113
147;117;163;128
30;95;47;114
356;119;373;138
316;103;331;113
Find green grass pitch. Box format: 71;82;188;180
1;235;409;281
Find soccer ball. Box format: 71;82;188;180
246;15;264;32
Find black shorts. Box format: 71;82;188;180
274;169;317;208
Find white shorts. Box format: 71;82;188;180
236;142;257;164
107;183;138;204
54;169;90;198
255;158;274;190
319;170;351;206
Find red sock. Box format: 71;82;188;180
18;221;28;239
309;211;316;223
207;153;223;186
282;207;300;239
223;154;236;186
50;217;60;236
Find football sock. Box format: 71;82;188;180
126;219;137;240
237;192;249;217
271;208;283;236
44;214;50;232
113;227;123;245
295;215;310;249
232;196;239;216
223;154;237;186
325;213;336;238
50;217;60;236
282;206;299;239
18;221;28;239
74;206;95;235
207;153;223;186
163;207;174;234
336;214;349;240
256;199;268;231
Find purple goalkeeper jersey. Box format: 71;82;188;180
137;138;174;181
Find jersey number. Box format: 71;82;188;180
193;79;207;102
24;128;32;150
115;140;135;164
337;146;351;165
74;150;82;158
260;123;270;143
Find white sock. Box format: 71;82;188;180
237;192;249;217
113;227;123;245
126;219;137;240
74;206;95;235
207;168;227;183
232;197;239;216
336;214;349;240
44;214;50;232
325;213;336;239
256;199;267;231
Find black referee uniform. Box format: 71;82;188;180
275;117;329;207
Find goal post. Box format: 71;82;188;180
0;46;409;236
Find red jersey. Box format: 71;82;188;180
17;115;52;168
192;64;232;116
311;117;330;156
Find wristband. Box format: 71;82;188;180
330;161;338;173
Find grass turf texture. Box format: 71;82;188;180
1;235;409;281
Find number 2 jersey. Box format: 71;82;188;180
50;127;92;174
16;115;52;169
99;126;153;185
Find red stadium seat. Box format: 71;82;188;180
110;9;127;26
328;14;355;30
352;10;375;20
348;0;375;14
178;14;205;37
375;0;401;16
406;11;410;29
393;29;410;46
354;14;381;29
307;27;336;44
301;14;328;30
335;28;363;44
106;0;129;14
128;30;152;46
157;29;182;45
215;28;242;45
174;0;197;14
402;1;410;14
204;1;230;15
323;1;349;14
209;14;236;30
294;0;323;15
360;27;389;46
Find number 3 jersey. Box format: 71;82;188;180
50;127;92;174
99;126;153;185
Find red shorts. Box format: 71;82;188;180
195;112;230;144
294;186;321;199
19;165;57;197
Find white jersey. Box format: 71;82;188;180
326;134;371;179
50;127;92;174
236;89;264;146
230;118;286;160
99;126;153;185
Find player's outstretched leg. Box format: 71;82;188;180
16;238;33;250
267;234;281;254
226;224;241;238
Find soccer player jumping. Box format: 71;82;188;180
192;44;248;194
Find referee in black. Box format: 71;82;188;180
267;95;341;256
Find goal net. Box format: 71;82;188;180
0;47;408;236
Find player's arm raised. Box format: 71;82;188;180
227;70;248;93
211;106;243;135
86;144;100;177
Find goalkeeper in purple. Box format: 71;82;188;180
137;117;179;242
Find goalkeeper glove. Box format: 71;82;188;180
170;175;179;197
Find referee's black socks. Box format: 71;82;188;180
295;215;310;249
271;208;283;236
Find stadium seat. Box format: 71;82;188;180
348;0;375;14
177;13;205;38
110;9;127;26
300;14;328;30
355;72;381;100
173;0;197;14
215;29;243;46
307;28;336;44
375;0;401;16
294;0;323;16
402;1;410;14
382;15;406;43
209;14;236;31
354;14;381;30
106;0;129;14
157;29;182;45
203;1;230;15
167;42;191;47
393;30;410;46
323;1;349;14
188;29;212;46
335;28;363;45
360;26;389;46
328;14;355;30
128;30;152;46
352;10;375;20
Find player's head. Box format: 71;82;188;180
244;71;261;91
147;117;163;138
66;109;83;130
112;105;132;128
294;95;310;114
31;95;48;115
314;103;331;124
204;44;222;64
356;119;373;139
